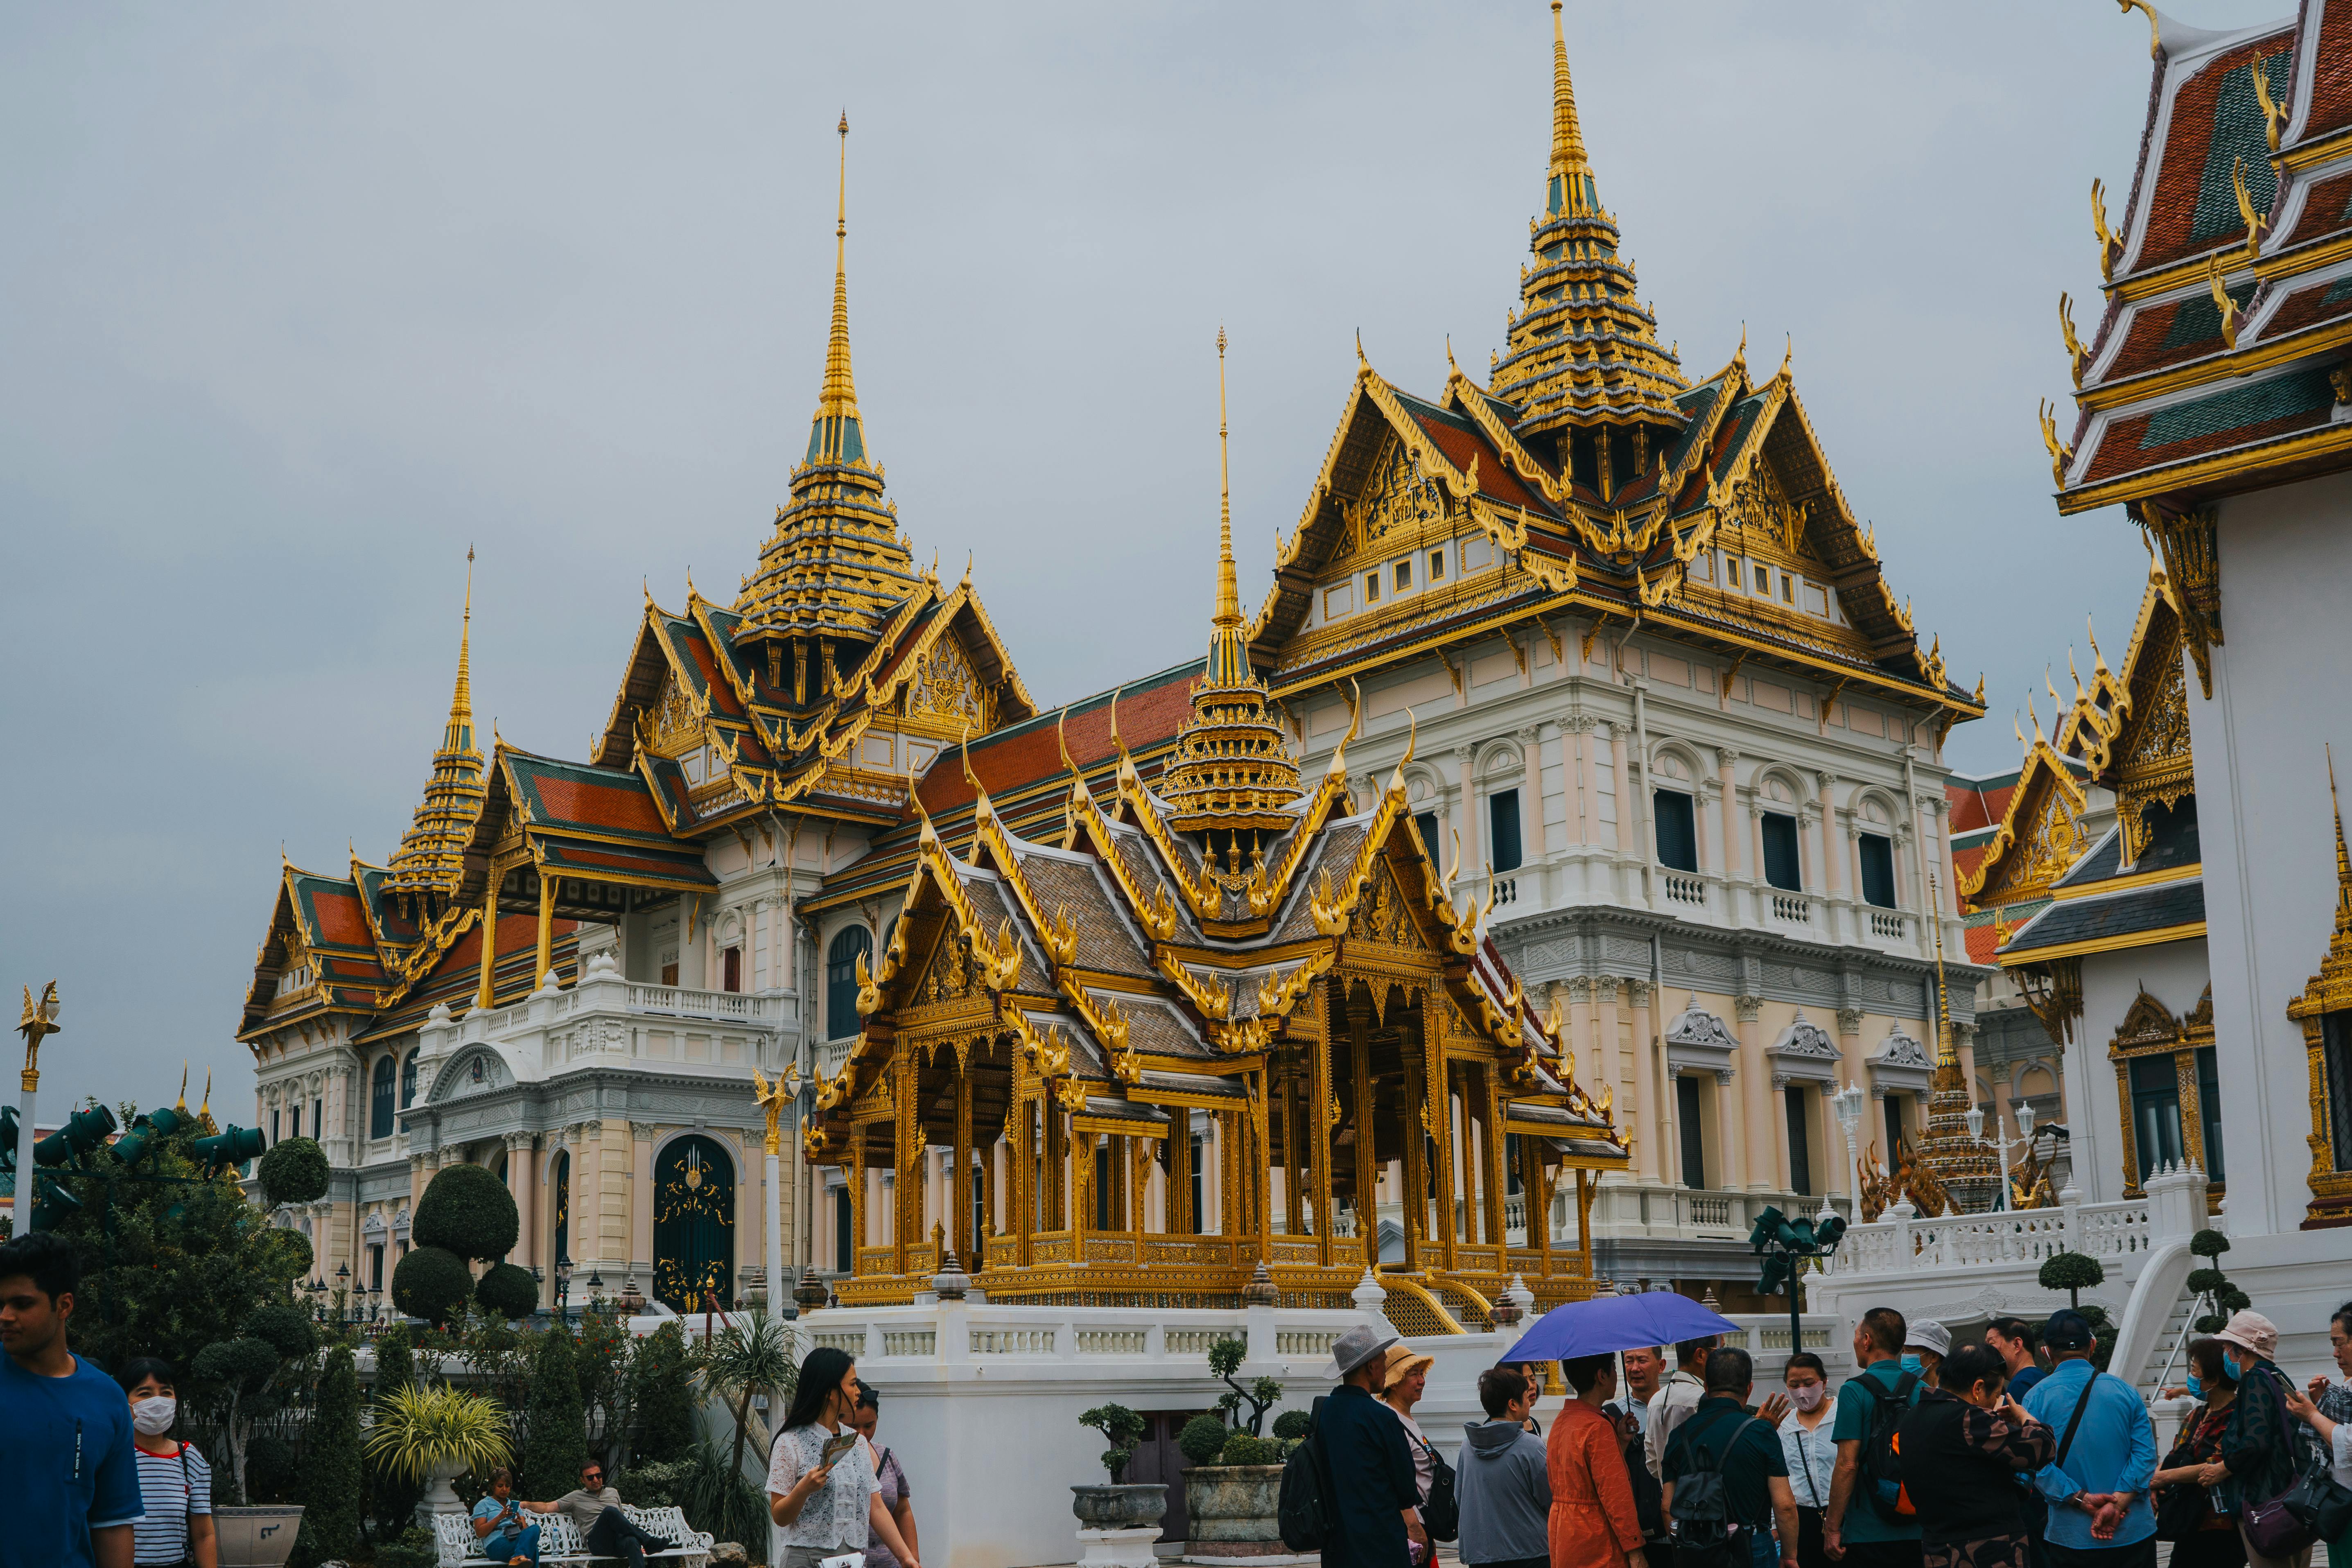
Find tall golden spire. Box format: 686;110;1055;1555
1916;874;1999;1212
1548;0;1591;213
1214;327;1240;632
386;549;488;901
809;111;864;467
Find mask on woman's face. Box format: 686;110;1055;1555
2187;1374;2206;1401
1900;1355;1925;1376
131;1396;176;1436
2224;1351;2244;1381
1789;1382;1827;1412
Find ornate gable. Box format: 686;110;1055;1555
1962;742;2092;907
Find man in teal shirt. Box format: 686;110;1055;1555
1823;1307;1923;1568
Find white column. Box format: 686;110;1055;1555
766;1145;786;1313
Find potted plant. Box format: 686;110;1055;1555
1177;1343;1293;1554
1072;1403;1166;1529
364;1384;513;1522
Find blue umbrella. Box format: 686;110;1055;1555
1505;1291;1742;1363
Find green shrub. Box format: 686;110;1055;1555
242;1303;319;1360
1081;1403;1147;1480
619;1457;696;1509
521;1323;588;1499
474;1262;539;1321
242;1433;300;1504
290;1345;361;1568
375;1526;439;1568
1218;1432;1279;1466
369;1324;423;1536
2187;1268;2228;1296
1179;1414;1230;1467
1272;1409;1311;1441
392;1245;475;1325
676;1439;770;1550
2190;1228;2232;1258
414;1163;520;1262
258;1137;331;1207
630;1321;696;1465
263;1228;313;1281
2039;1250;2104;1307
2196;1313;2228;1334
2219;1286;2252;1314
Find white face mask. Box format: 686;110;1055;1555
1788;1383;1827;1412
131;1396;176;1436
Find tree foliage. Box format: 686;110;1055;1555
1080;1403;1148;1480
2038;1249;2105;1307
290;1344;362;1568
1178;1414;1230;1467
1206;1337;1283;1437
693;1309;796;1486
258;1138;331;1207
391;1246;474;1325
1218;1432;1280;1466
413;1163;519;1262
369;1325;423;1540
475;1263;538;1321
628;1320;696;1467
521;1323;588;1499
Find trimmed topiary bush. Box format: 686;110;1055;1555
630;1321;696;1466
474;1262;538;1321
258;1137;331;1207
262;1228;313;1281
1272;1408;1311;1442
242;1303;319;1360
391;1245;474;1325
1080;1403;1147;1480
617;1457;695;1509
2190;1228;2232;1258
2039;1249;2104;1308
413;1162;520;1262
369;1324;423;1536
1179;1413;1229;1467
289;1344;361;1568
1218;1432;1279;1467
521;1323;588;1500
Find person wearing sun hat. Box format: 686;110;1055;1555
1312;1323;1424;1568
2207;1310;2311;1568
1379;1344;1441;1515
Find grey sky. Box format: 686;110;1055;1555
0;1;2289;1121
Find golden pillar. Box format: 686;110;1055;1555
475;890;500;1011
1349;987;1378;1267
950;1055;973;1267
847;1132;868;1273
1073;1127;1095;1253
1014;1095;1035;1263
1400;1017;1429;1273
1312;1010;1335;1268
1254;1069;1274;1260
533;872;556;987
1482;1064;1509;1250
1426;1000;1455;1271
893;1046;917;1278
1283;1050;1305;1234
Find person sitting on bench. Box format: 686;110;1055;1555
518;1459;677;1567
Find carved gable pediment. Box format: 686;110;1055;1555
2110;988;2183;1055
1354;862;1429;950
901;631;993;732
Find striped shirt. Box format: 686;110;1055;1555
131;1443;210;1566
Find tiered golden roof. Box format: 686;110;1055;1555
384;551;486;902
1160;332;1303;838
1492;0;1687;456
735;113;920;659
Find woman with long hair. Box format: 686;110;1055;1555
768;1347;921;1568
116;1357;218;1568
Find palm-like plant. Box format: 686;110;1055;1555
694;1309;798;1481
364;1385;513;1483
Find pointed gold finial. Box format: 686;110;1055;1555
2116;0;2161;59
807;111;865;467
2331;745;2352;934
1108;684;1129;761
1780;333;1793;377
1356;328;1369;372
1326;677;1362;781
1446;334;1459;374
1057;704;1075;773
176;1062;189;1113
1548;0;1591;208
1215;325;1238;632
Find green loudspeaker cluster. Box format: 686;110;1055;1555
110;1106;188;1167
191;1125;266;1175
34;1103;118;1168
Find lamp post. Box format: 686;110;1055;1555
554;1253;573;1319
1964;1098;2038;1212
1831;1081;1867;1216
13;983;60;1239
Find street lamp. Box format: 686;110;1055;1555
1831;1081;1867;1215
1964;1098;2038;1212
554;1254;573;1318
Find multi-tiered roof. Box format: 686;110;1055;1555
383;553;486;913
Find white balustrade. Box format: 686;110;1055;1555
880;1329;937;1356
970;1326;1057;1355
1868;910;1907;941
1665;873;1707;907
1075;1329;1146;1355
1769;893;1813;926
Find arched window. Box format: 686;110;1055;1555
399;1051;418;1109
370;1054;396;1140
550;1149;570;1272
653;1134;737;1311
826;927;874;1042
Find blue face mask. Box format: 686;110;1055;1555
2224;1351;2244;1381
1901;1355;1925;1375
2187;1374;2205;1400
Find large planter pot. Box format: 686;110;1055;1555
212;1505;303;1568
1072;1482;1169;1529
416;1456;470;1522
1183;1464;1286;1550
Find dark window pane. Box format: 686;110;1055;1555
1096;1141;1113;1230
2196;1045;2225;1183
400;1051;418;1109
826;926;874;1041
1505;1131;1522;1195
1786;1086;1812;1197
1489;789;1523;874
2323;1012;2352;1174
835;1186;852;1270
1654;790;1698;872
1883;1094;1905;1157
2130;1053;2185;1184
1414;811;1441;864
371;1053;396;1141
1677;1076;1707;1190
1859;834;1897;908
722;946;741;994
1762;813;1803;891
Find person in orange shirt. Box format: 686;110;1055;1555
1548;1352;1653;1568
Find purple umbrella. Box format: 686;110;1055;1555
1505;1291;1742;1363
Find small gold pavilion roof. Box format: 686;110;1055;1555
736;113;920;647
1160;332;1301;837
384;551;487;899
1493;0;1687;442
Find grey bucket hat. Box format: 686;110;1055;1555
1319;1323;1402;1381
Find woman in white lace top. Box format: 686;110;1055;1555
768;1347;922;1568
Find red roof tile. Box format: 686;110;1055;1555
1409;411;1541;512
531;773;672;838
2304;2;2352;140
918;665;1197;818
2283;168;2352;247
2133;34;2295;275
309;888;374;949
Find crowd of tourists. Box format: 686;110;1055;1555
1307;1299;2352;1568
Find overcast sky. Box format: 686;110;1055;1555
0;1;2292;1121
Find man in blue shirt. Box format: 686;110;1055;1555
1825;1307;1924;1568
1987;1319;2046;1400
2020;1310;2155;1568
0;1233;142;1568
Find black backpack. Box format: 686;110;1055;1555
1669;1416;1761;1568
1278;1397;1336;1553
1406;1425;1458;1543
1858;1371;1920;1523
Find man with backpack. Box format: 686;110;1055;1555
1652;1337;1725;1479
1663;1347;1798;1568
1297;1323;1422;1568
2019;1309;2156;1568
1824;1307;1926;1568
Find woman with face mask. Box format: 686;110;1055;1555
2154;1339;2245;1568
115;1357;217;1568
1778;1353;1838;1568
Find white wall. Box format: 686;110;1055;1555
2194;472;2352;1237
2074;940;2210;1205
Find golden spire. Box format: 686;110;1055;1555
1215;326;1239;631
1548;0;1591;210
386;550;489;899
809;111;864;466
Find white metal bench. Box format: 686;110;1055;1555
432;1503;710;1568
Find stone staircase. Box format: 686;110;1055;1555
2135;1289;2202;1399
